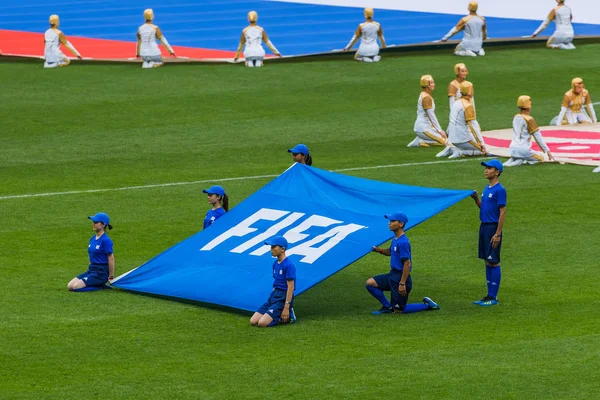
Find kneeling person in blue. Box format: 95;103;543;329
367;212;440;314
202;185;228;229
68;213;115;291
250;236;297;327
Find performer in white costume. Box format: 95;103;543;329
233;11;281;67
441;1;487;57
554;77;597;125
343;8;387;62
448;63;474;113
532;0;575;50
136;9;176;69
504;96;555;167
448;81;487;158
408;75;453;157
44;15;82;68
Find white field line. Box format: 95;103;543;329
0;158;484;201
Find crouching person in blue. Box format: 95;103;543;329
250;236;297;327
367;212;440;314
68;212;114;291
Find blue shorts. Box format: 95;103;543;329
77;264;109;287
373;270;412;311
257;289;293;320
479;223;502;264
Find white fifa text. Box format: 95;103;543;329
200;208;366;264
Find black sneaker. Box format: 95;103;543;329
473;296;495;305
372;307;393;315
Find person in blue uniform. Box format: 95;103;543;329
250;236;297;327
68;212;114;291
288;144;313;166
368;212;440;314
202;185;228;229
470;160;507;306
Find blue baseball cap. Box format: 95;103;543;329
481;159;504;173
264;236;289;249
287;144;309;156
203;185;225;196
88;212;110;225
385;212;408;224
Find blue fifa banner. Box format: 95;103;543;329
112;164;473;311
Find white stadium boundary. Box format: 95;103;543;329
0;158;483;201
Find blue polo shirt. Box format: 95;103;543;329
203;207;226;229
480;183;507;223
390;234;412;272
88;233;113;265
272;257;296;291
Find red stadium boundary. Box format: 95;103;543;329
0;29;237;61
1;29;600;64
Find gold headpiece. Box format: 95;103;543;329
517;95;532;109
454;63;468;76
459;81;474;96
144;9;154;21
420;75;434;88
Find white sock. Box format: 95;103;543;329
255;59;263;67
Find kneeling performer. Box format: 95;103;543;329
44;15;82;68
441;1;487;57
448;81;487;158
505;96;555;167
136;9;176;68
233;11;282;67
554;77;597;125
408;75;453;157
343;8;387;62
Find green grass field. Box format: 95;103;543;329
1;44;599;399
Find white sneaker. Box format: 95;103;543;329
407;137;422;148
448;149;462;159
372;55;381;62
593;166;600;173
503;158;524;167
436;146;453;158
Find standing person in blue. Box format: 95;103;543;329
250;236;297;327
288;144;313;166
367;213;440;314
68;212;114;291
470;160;507;306
202;185;228;229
